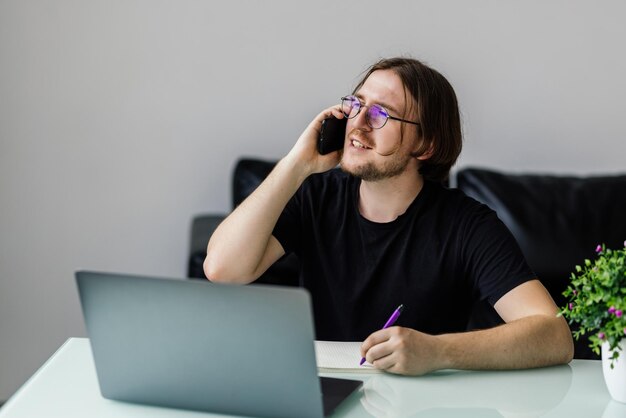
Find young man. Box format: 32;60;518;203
204;57;574;375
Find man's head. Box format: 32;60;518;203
340;57;462;183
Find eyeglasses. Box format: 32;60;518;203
341;95;420;130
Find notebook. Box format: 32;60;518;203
315;341;381;373
75;271;362;418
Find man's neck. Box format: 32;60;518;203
358;170;425;223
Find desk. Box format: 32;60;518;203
0;338;624;418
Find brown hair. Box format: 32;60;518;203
352;57;462;182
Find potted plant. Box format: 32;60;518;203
560;242;626;403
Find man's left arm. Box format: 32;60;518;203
360;279;574;375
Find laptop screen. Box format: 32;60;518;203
76;271;361;418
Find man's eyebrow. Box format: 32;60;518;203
355;93;402;115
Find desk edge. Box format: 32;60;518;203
0;338;85;414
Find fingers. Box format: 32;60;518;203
361;327;430;375
361;328;393;357
285;104;345;176
310;105;344;128
299;104;344;151
321;104;344;120
361;328;400;367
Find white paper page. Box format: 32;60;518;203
314;340;381;373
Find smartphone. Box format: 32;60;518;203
318;117;347;155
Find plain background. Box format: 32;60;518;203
1;0;625;402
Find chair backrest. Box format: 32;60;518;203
457;167;626;359
232;158;277;207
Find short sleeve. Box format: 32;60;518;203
461;205;536;306
272;186;304;256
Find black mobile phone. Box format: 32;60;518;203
318;117;347;155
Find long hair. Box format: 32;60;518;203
352;57;462;182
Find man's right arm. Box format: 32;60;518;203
204;105;344;284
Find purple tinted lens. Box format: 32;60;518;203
367;105;388;129
342;96;360;118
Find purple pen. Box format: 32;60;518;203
360;304;404;366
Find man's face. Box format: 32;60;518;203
340;69;420;182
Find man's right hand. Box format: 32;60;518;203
284;105;345;179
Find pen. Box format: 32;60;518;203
360;304;404;366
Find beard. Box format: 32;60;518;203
340;152;412;182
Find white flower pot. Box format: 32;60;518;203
602;339;626;403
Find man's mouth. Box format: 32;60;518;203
351;139;372;149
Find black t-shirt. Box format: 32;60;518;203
272;169;535;341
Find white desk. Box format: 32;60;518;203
1;338;624;418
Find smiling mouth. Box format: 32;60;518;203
351;139;372;149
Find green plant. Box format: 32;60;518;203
560;242;626;367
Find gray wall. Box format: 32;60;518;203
1;0;625;401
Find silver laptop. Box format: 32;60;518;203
75;271;361;418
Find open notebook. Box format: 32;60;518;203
314;341;382;373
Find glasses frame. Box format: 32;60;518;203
341;95;421;129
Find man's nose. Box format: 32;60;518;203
351;107;371;131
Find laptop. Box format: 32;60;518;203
75;271;362;418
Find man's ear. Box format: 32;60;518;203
412;139;434;161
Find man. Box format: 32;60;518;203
204;57;574;375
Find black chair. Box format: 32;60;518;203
457;167;626;359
